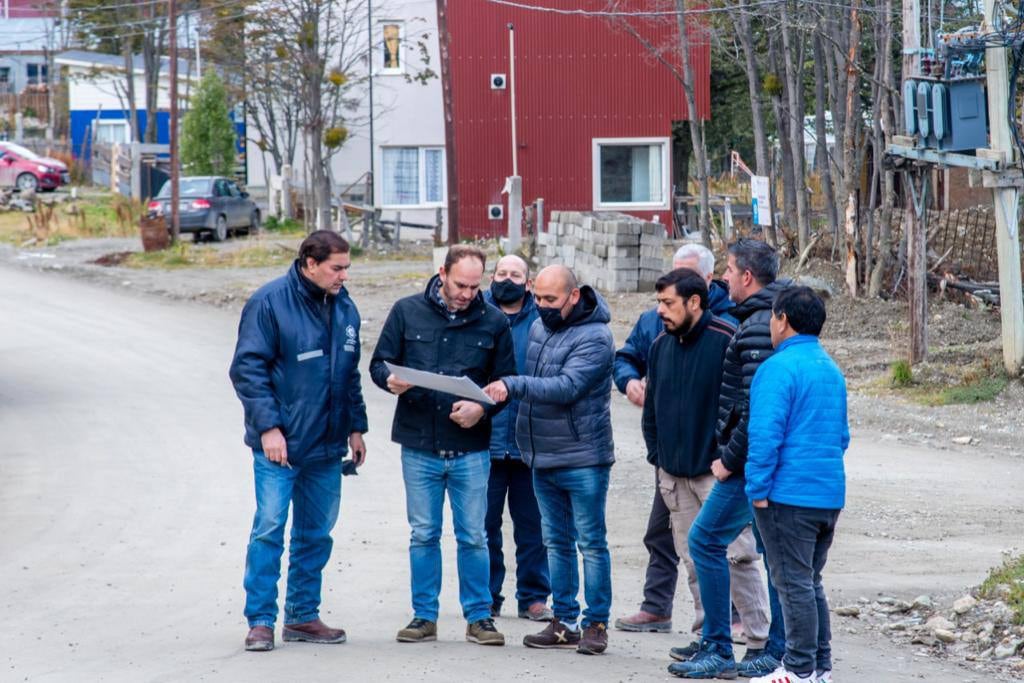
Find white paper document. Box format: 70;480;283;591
384;361;496;405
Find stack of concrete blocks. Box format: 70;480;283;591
537;211;666;292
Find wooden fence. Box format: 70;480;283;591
0;92;49;122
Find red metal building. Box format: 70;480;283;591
448;1;710;237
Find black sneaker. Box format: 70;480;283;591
669;639;702;661
523;618;581;649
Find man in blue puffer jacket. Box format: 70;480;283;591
746;286;849;683
484;265;615;656
229;231;368;652
483;255;552;623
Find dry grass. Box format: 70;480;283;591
124;241;294;270
0;193;141;246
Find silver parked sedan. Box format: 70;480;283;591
148;176;261;242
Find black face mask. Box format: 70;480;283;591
490;279;527;305
538;305;567;332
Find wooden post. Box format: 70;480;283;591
362;171;372;248
168;0;180;243
393;210;402;247
507;176;522;251
434;207;443;247
983;0;1024;375
282;165;293;219
902;0;926;363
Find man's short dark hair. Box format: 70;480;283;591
444;244;487;272
728;238;778;286
655;267;708;310
773;286;826;336
299;230;350;264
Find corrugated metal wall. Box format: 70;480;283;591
450;0;710;238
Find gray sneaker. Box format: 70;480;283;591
396;617;437;643
466;618;505;646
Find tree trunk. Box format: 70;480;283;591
122;39;139;143
734;3;777;246
780;3;810;253
842;0;862;297
675;0;712;249
769;35;797;245
813;34;838;244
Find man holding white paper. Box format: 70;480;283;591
370;244;516;647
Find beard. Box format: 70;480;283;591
664;312;696;337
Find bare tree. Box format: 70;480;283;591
674;0;712;248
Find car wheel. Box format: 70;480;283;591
249;210;261;233
212;214;228;242
16;173;38;192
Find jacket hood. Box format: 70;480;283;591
732;279;789;322
708;280;734;318
564;285;611;328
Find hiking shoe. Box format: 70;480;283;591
396;617;437;643
749;666;814;683
519;602;554;621
466;618;505;646
614;610;672;633
577;622;608;655
282;618;346;644
523;618;581;649
670;639;702;661
814;671;832;683
738;648;781;677
244;625;274;652
667;641;738;679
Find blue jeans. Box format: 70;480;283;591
533;465;612;626
486;457;551;612
751;514;787;659
244;451;342;628
401;448;492;623
687;476;753;655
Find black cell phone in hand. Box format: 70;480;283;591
342;458;359;476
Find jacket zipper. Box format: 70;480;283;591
325;293;336;447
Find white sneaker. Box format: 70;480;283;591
815;671;833;683
750;666;815;683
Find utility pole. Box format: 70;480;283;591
168;0;180;243
983;0;1024;375
367;0;375;220
436;0;458;244
902;0;926;363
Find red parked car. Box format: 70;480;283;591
0;141;70;192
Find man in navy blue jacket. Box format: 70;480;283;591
229;231;368;652
484;255;552;622
746;286;848;683
615;244;742;637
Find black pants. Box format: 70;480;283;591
640;477;679;617
754;502;840;675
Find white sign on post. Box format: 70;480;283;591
751;175;772;226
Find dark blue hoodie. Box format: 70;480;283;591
484;289;539;460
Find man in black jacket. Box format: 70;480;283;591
230;230;367;652
642;269;769;671
370;245;516;647
671;239;788;679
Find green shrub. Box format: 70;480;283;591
890;360;913;386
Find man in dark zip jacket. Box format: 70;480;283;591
370;245;516;647
615;243;741;637
484;265;615;656
229;231;368;652
483;255;552;623
672;239;789;679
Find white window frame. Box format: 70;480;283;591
380;145;447;209
379;20;405;76
592;137;671;210
95;119;131;144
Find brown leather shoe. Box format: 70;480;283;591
613;610;671;633
244;626;274;651
577;622;608;655
282;618;347;644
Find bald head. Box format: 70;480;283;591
495;254;529;278
536;265;578;295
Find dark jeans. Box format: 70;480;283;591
640;474;679;617
754;503;840;676
486;457;551;612
751;516;787;659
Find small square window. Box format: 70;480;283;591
593;138;669;208
26;63;48;85
382;146;446;207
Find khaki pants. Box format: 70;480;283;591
657;468;770;647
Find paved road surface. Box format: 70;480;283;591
2;265;1020;682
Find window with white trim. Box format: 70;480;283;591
95;119;130;144
381;22;404;75
382;146;446;206
592;138;670;208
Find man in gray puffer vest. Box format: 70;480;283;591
484;265;615;656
